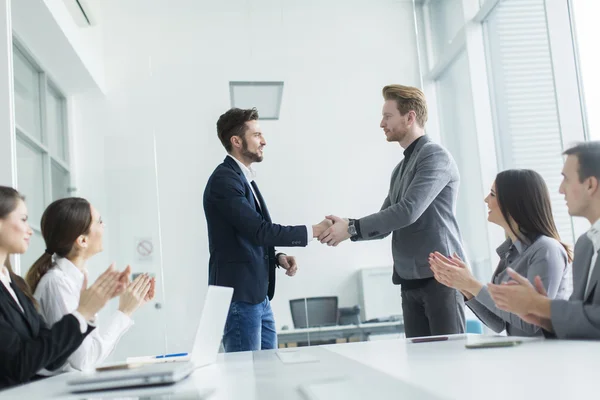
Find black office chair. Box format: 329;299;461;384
289;297;338;329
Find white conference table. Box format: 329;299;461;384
2;334;597;399
326;334;597;400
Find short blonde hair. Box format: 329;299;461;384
382;84;428;127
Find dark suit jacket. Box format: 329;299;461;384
548;233;600;339
203;156;308;304
0;276;93;389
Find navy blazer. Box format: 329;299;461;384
0;276;93;389
203;156;308;304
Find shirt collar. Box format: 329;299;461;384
587;219;600;253
513;239;526;255
496;237;528;257
54;256;86;287
403;136;424;158
0;265;12;285
228;154;256;183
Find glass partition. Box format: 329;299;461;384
101;134;169;361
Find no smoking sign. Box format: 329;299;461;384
135;237;154;262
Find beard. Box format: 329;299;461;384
241;137;263;163
392;127;409;143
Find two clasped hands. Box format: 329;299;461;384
276;216;353;278
312;215;354;247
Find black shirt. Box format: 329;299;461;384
399;135;423;178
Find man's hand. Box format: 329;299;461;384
318;215;351;246
499;277;554;331
487;268;551;318
312;219;333;238
520;276;554;331
278;254;298;277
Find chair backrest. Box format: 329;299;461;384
289;297;338;328
466;319;484;334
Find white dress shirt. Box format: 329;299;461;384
585;219;600;294
0;266;24;313
34;256;133;373
227;154;313;243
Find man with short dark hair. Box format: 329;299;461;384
489;141;600;339
203;108;330;352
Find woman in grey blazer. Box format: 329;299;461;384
429;169;572;336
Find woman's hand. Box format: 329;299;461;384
77;264;125;320
118;273;153;316
429;252;482;296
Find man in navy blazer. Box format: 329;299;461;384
203;108;330;352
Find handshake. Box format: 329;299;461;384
312;215;352;247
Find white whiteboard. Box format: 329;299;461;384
358;267;403;322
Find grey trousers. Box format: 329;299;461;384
401;279;465;338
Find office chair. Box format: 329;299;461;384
466;319;483;334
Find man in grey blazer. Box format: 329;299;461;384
319;84;466;337
488;141;600;339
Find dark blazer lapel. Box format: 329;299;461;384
224;156;262;214
0;281;25;316
251;182;271;223
0;280;34;334
574;242;595;300
10;282;38;334
584;252;600;302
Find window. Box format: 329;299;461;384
484;0;575;245
415;0;583;280
428;0;465;61
435;51;492;283
570;0;600;140
13;44;72;271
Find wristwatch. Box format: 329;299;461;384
347;219;357;237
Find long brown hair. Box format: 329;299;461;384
25;198;92;293
496;169;573;262
0;186;37;305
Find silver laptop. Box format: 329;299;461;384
67;285;234;393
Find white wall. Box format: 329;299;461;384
86;0;421;358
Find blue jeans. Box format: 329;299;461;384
222;297;277;352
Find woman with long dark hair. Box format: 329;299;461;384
429;169;572;336
27;197;155;373
0;186;125;389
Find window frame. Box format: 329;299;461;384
13;41;73;270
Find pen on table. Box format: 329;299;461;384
155;352;188;359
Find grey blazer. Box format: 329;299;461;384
356;136;466;281
467;235;571;336
550;233;600;339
